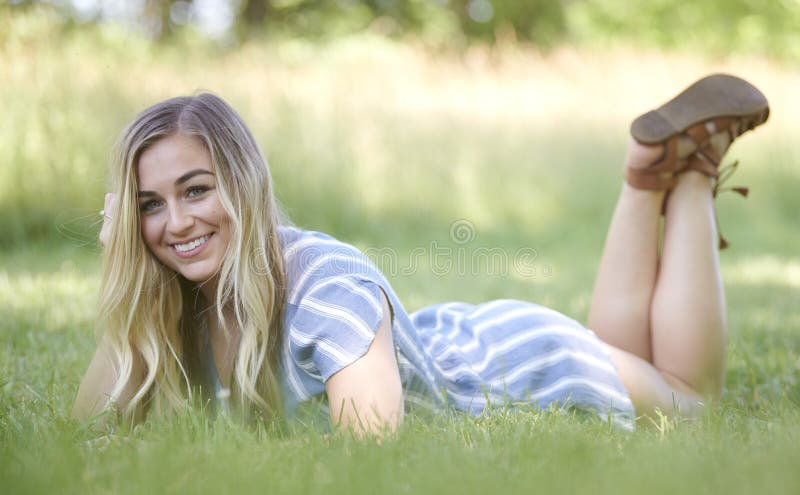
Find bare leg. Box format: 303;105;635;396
600;169;725;417
587;134;728;417
650;170;726;397
586;171;662;361
586;138;698;360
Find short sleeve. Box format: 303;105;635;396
288;275;386;382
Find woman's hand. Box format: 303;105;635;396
325;291;404;438
99;193;116;247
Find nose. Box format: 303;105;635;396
166;201;194;235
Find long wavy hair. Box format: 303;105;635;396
99;93;288;421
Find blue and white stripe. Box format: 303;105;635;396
277;226;635;430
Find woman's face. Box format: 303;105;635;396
137;133;231;286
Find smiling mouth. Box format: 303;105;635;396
172;234;212;253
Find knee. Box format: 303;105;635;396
660;370;717;418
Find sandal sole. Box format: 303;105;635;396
630;73;769;145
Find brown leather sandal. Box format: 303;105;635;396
626;73;769;191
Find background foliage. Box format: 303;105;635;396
4;0;800;59
3;0;800;247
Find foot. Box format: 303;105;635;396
624;129;705;191
625;136;697;174
626;73;769;192
625;116;744;191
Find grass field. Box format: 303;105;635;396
2;12;800;494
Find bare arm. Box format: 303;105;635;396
325;290;404;436
71;335;146;424
73;193;144;424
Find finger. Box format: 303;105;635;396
99;194;115;247
104;193;117;216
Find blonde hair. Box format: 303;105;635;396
99;93;288;420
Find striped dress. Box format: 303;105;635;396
253;226;634;429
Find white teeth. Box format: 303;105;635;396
174;235;210;252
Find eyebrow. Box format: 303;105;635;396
138;169;214;198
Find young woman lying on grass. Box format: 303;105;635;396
72;75;769;434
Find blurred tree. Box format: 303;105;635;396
141;0;174;39
568;0;800;60
242;0;269;25
449;0;566;46
4;0;800;61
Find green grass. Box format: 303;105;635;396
2;12;800;495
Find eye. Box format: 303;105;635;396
187;185;210;198
140;199;162;213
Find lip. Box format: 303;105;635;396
171;233;213;259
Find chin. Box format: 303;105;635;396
152;246;224;286
181;268;218;284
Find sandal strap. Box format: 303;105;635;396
625;138;685;190
685;124;711;147
685;117;738;178
625;168;679;190
687;151;720;178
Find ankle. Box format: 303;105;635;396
666;171;713;212
621;181;667;210
624;135;699;191
675;170;713;189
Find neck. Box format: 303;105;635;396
205;303;240;391
198;273;220;302
194;275;236;338
208;304;238;337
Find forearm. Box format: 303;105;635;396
71;336;145;426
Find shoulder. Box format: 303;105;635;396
278;226;395;382
278;225;385;306
286;273;390;383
